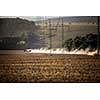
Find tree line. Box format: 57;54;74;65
63;33;100;51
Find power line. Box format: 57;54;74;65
61;17;64;48
48;19;52;54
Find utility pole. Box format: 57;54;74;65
43;16;46;47
97;16;100;56
61;17;64;48
48;19;52;55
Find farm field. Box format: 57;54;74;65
0;51;100;83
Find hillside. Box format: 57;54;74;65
0;18;37;37
0;18;44;49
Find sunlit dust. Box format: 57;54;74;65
25;48;99;56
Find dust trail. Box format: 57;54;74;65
25;48;99;56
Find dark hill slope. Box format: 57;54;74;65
0;18;44;49
0;18;37;37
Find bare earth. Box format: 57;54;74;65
0;50;100;83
